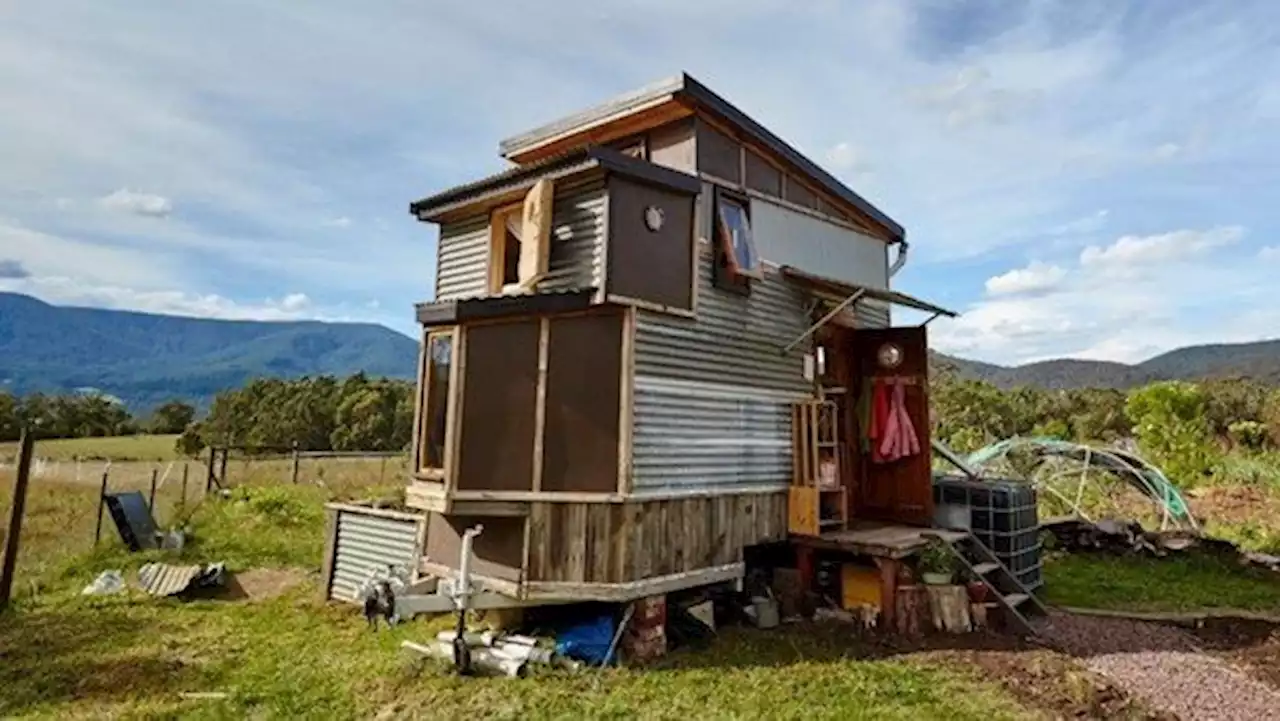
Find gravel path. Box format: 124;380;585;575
1038;612;1280;721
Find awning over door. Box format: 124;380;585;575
779;265;957;354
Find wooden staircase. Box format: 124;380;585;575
926;531;1048;636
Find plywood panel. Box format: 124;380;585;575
606;176;695;311
745;149;782;196
541;311;623;492
424;513;525;582
456;320;540;491
696;119;742;182
648;118;696;173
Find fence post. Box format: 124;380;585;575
0;428;36;611
94;464;111;546
180;463;189;509
148;468;158;515
291;442;300;485
219;447;229;490
205;448;215;494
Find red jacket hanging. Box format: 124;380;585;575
872;377;919;463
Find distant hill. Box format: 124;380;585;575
935;339;1280;390
0;292;418;410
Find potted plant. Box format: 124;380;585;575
917;540;957;585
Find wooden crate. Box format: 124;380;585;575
789;400;846;535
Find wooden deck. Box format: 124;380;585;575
793;521;966;559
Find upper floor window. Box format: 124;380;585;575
488;179;554;295
715;192;761;279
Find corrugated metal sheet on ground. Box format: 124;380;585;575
433;176;606;302
328;510;422;603
138;562;203;597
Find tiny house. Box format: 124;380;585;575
404;73;956;604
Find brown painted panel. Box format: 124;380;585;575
606;176;695;310
648;118;696;172
425;513;525;582
541;310;623;493
784;175;820;210
744;149;782;197
456;319;539;491
849;326;934;526
696;119;741;182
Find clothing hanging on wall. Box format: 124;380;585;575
859;376;920;464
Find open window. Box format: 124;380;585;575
712;189;762;292
488;179;554;295
418;329;455;476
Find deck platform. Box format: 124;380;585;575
794;521;966;559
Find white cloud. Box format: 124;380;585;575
322;216;352;228
1260;246;1280;261
279;292;310;312
984;261;1067;297
825;142;874;175
1153;142;1182;160
99;188;173;218
1080;226;1243;268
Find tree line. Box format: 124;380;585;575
7;366;1280;481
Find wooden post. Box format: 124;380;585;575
378;456;387;485
205;448;215;494
147;468;158;514
218;447;228;490
291;442;300;484
180;463;189;509
93;464;111;546
0;429;35;611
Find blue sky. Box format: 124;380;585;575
2;1;1278;366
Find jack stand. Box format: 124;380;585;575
452;524;483;675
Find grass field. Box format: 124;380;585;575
0;471;1057;720
1;434;1277;718
1043;552;1280;614
0;434;182;462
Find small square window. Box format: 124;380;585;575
715;193;762;279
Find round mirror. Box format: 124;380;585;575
876;342;903;370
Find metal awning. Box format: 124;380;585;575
779;266;958;354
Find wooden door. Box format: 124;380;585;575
848;326;934;526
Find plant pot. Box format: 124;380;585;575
921;572;953;586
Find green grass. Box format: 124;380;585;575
1;434;182;462
1043;551;1280;614
0;472;1046;720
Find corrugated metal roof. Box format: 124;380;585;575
408;146;699;222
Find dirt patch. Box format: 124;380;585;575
848;627;1166;719
1188;486;1279;525
1038;612;1280;721
220;568;309;601
1190;618;1280;691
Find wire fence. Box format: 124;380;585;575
0;444;410;602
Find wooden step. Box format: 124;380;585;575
1003;593;1029;608
971;562;999;575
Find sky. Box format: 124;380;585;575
2;0;1278;366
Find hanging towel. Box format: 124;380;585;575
876;378;921;463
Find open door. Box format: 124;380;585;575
848;326;934;526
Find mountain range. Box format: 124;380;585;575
3;291;1277;410
935;339;1280;390
0;292;417;410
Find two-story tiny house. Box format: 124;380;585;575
405;74;956;603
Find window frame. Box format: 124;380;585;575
713;188;763;281
487;202;524;294
416;327;458;479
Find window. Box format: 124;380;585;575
419;330;454;471
489;205;523;293
715;192;762;279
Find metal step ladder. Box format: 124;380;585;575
925;531;1048;637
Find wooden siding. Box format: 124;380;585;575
456;319;540;491
525;491;787;584
542;310;624;493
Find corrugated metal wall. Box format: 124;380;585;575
432;176;606;302
631;249;812;495
327;509;424;604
